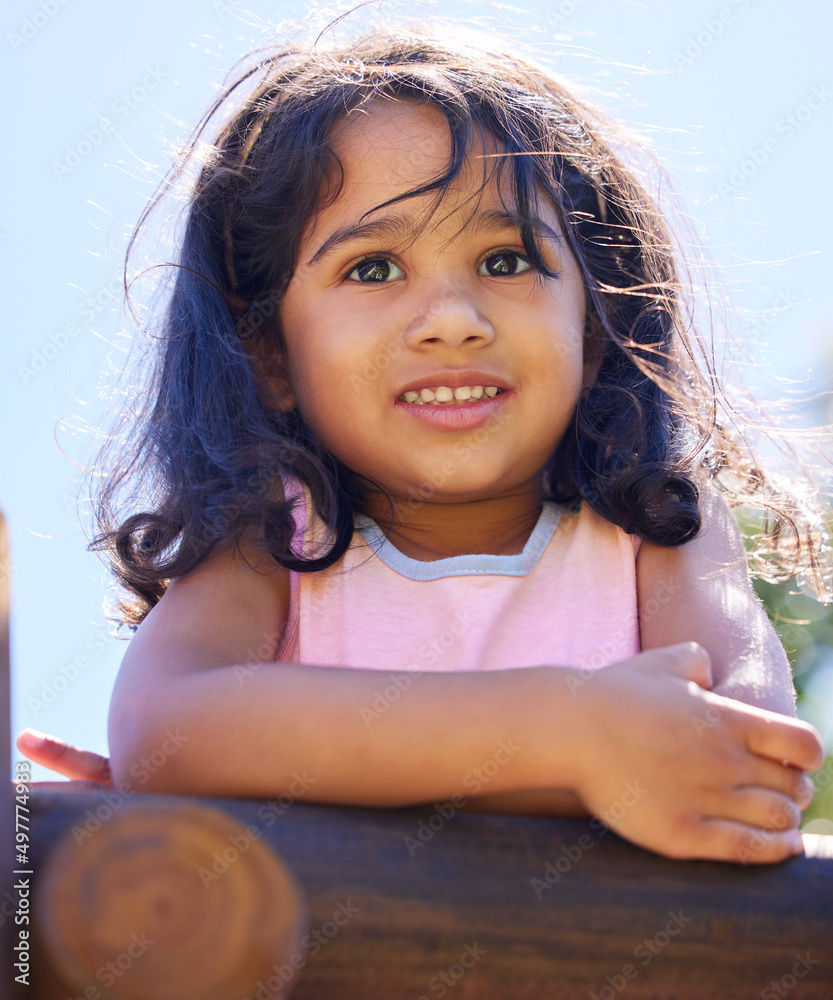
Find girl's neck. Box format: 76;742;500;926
359;484;545;562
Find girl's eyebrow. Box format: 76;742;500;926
305;208;562;267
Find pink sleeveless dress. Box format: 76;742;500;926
275;492;642;673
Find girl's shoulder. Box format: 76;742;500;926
634;486;796;714
556;497;643;560
635;486;743;575
124;533;291;681
108;531;292;766
106;531;295;793
634;486;746;615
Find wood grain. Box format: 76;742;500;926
27;787;833;999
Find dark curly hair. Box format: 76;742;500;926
90;14;829;627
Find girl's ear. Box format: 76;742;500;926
225;293;296;411
253;342;297;413
258;352;297;414
236;322;297;412
581;311;607;391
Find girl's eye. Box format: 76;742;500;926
347;257;404;283
478;250;531;277
346;250;532;282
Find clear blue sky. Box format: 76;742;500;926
3;0;832;779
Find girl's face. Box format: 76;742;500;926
277;100;592;505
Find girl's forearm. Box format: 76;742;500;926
109;662;587;806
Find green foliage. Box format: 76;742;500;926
753;575;833;830
801;756;833;831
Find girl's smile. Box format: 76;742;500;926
277;99;594;557
394;372;512;432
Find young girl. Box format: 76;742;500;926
19;17;828;865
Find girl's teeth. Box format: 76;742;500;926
402;385;503;405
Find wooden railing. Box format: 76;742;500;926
4;512;833;999
16;787;833;999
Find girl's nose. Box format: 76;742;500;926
403;281;496;351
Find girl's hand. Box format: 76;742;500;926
16;729;114;788
572;642;822;864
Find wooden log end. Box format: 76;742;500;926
37;799;307;1000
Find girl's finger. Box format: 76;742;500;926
713;787;803;833
16;729;113;784
682;817;804;865
743;713;825;773
745;757;816;809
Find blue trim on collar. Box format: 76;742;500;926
354;502;563;581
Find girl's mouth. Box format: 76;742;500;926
394;385;512;432
398;385;506;406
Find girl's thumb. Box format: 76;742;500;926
653;641;713;690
